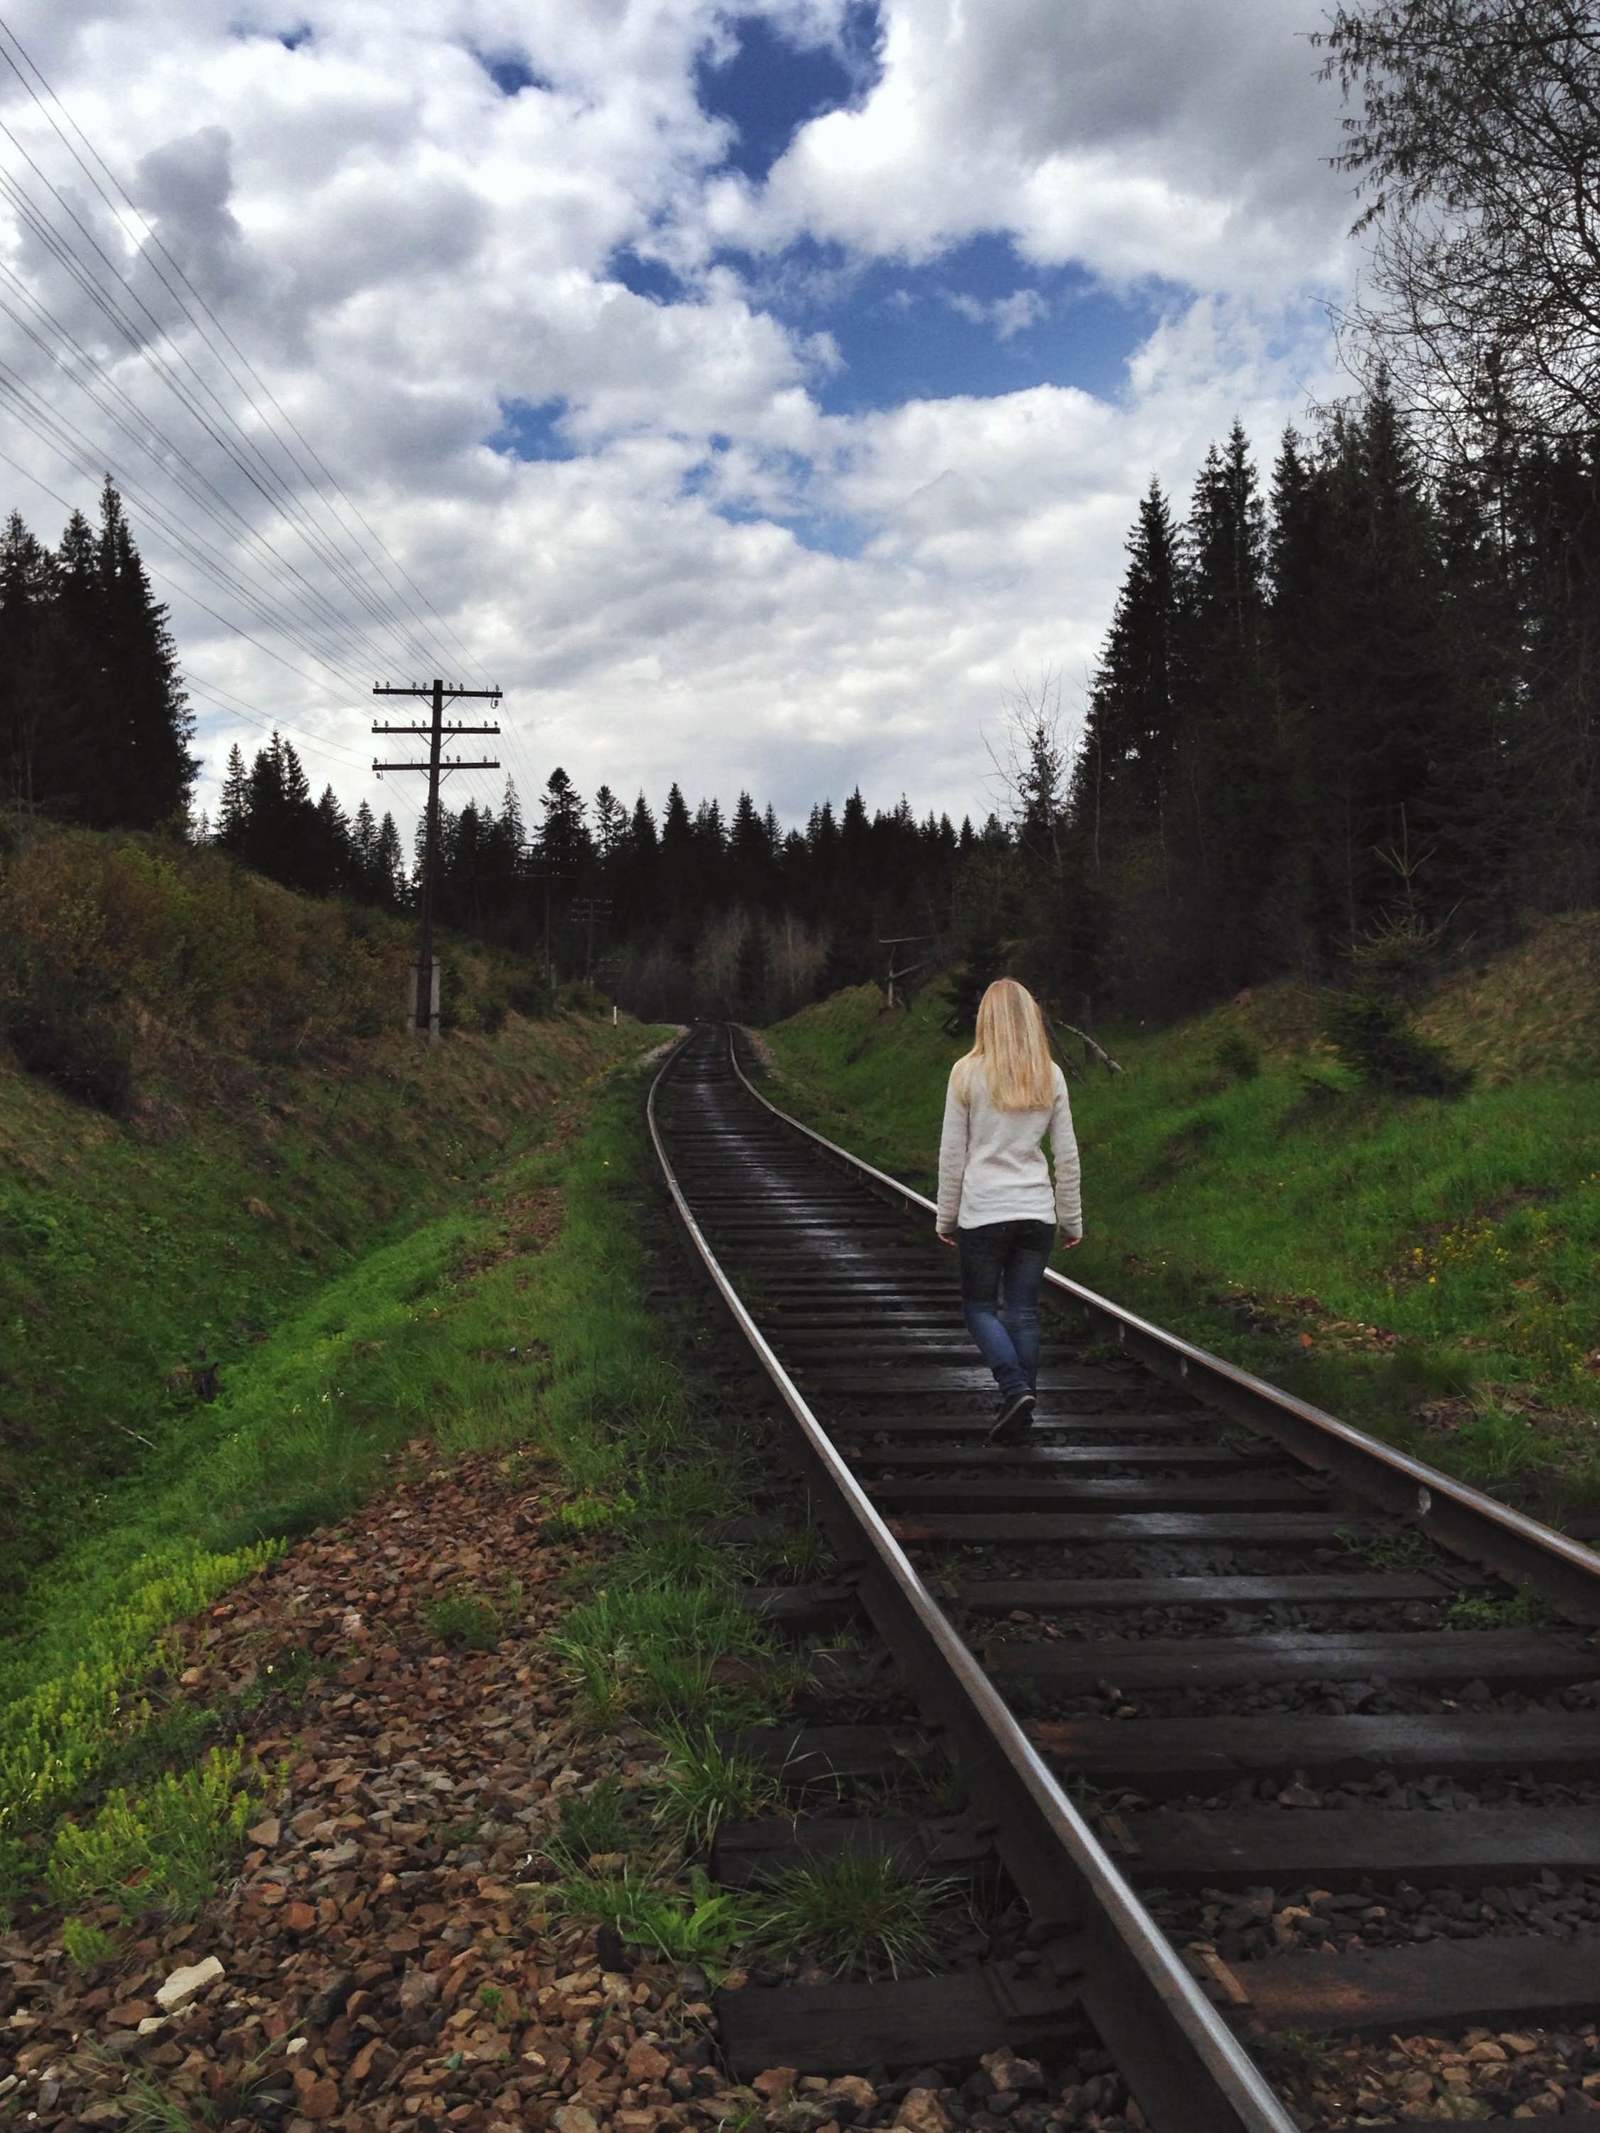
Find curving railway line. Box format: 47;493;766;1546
647;1022;1600;2133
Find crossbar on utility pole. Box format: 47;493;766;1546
572;895;612;981
373;677;502;1039
879;931;939;1010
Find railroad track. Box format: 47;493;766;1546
647;1022;1600;2133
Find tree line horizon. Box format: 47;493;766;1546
2;359;1597;1029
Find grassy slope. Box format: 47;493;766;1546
0;1011;656;1595
0;1034;677;1909
760;919;1600;1520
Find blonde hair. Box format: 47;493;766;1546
956;978;1054;1110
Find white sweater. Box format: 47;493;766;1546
936;1059;1082;1238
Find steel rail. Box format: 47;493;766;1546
647;1028;1300;2133
727;1029;1600;1625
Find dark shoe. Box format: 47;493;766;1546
987;1390;1036;1445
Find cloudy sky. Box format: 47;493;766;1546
0;1;1361;835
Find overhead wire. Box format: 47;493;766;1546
0;13;488;689
0;131;449;685
0;373;396;710
0;353;391;685
0;439;416;831
0;163;426;685
0;15;540;832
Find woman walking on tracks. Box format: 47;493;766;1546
936;978;1083;1444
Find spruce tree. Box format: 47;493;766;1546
537;768;589;874
375;811;406;908
95;480;197;831
350;798;379;896
591;783;626;861
215;744;251;851
1177;422;1280;990
0;511;60;813
308;784;352;897
48;509;103;824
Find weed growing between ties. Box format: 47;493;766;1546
649;1726;786;1854
509;1060;974;1986
759;971;1600;1521
752;1853;958;1980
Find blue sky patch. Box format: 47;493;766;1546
684;442;863;558
490;398;575;462
718;232;1175;411
696;5;883;183
608;247;684;305
473;47;551;96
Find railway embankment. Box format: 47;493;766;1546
0;825;657;1597
758;918;1600;1528
0;1056;787;2128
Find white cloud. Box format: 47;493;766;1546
707;0;1353;296
948;288;1046;341
0;0;1357;839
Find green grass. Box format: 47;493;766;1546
549;1576;781;1727
751;1851;955;1979
60;1916;120;1972
534;1858;755;1967
553;1777;636;1861
420;1588;507;1650
0;1005;656;1597
649;1725;786;1854
760;971;1600;1518
1444;1585;1549;1629
45;1744;268;1919
0;1031;670;1916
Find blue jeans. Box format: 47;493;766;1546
957;1219;1054;1400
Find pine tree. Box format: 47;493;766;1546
1074;479;1184;880
350;798;379;897
1309;384;1452;947
375;811;406;908
94;480;197;831
1176;422;1281;990
48;508;103;824
0;511;61;812
537;767;589;874
591;783;626;861
308;784;352;897
216;744;250;850
241;737;288;875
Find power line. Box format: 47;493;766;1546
0;142;441;685
0;19;510;833
0;356;394;685
0;169;428;686
0;14;482;688
0;383;391;708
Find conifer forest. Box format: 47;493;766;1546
4;374;1597;1035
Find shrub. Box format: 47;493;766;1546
46;1744;267;1918
5;995;135;1115
752;1853;953;1979
1214;1032;1260;1082
420;1588;503;1650
1324;989;1472;1097
61;1915;120;1971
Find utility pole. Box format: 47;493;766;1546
571;895;612;981
373;677;501;1040
879;932;938;1011
524;852;572;992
